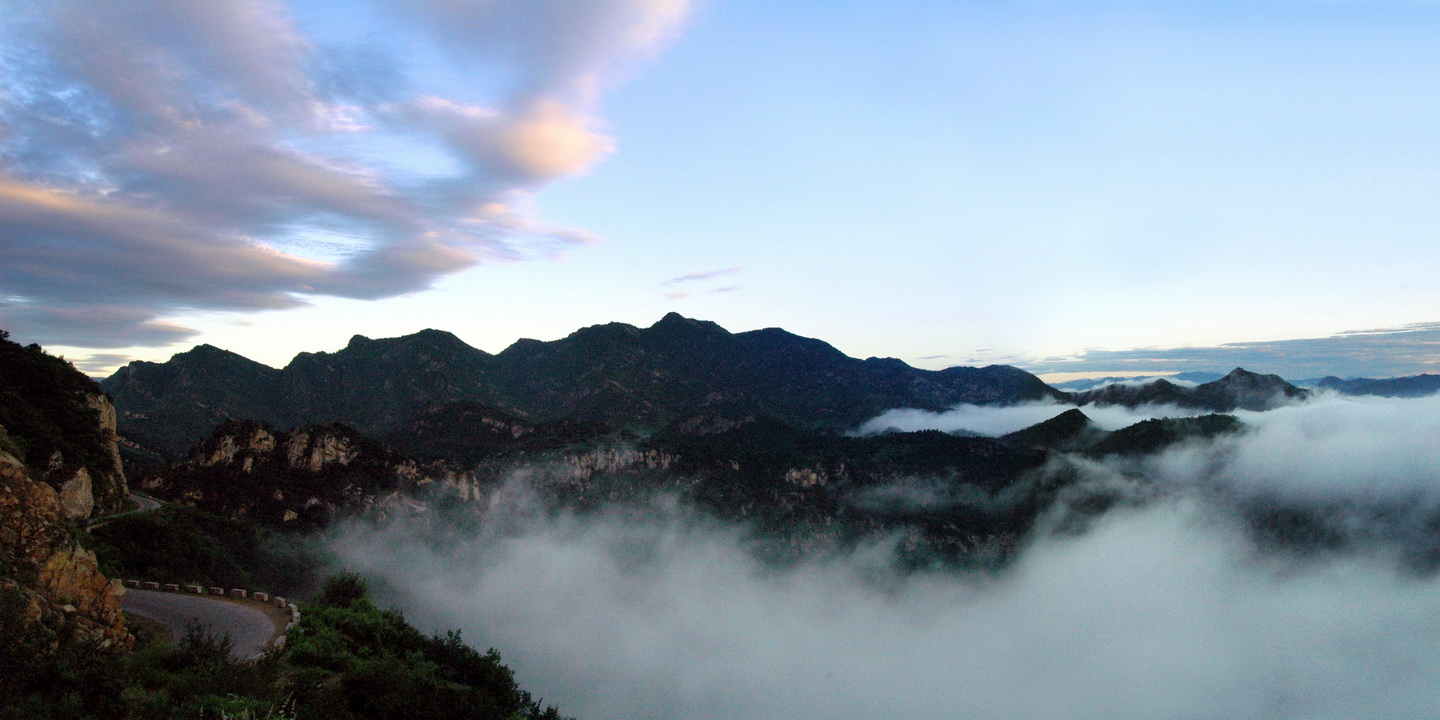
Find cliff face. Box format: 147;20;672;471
0;447;129;650
140;421;431;527
0;335;130;518
0;333;131;650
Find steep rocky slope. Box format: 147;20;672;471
0;332;129;517
0;332;130;651
138;421;436;527
0;449;129;650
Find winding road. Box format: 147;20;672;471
124;589;279;660
104;493;288;660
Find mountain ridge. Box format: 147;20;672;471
101;314;1062;464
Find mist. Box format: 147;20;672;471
854;398;1213;436
328;392;1440;720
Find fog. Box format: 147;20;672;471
329;392;1440;720
854;398;1212;436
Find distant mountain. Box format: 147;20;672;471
1050;371;1224;392
1314;374;1440;399
999;408;1105;452
1067;368;1307;411
102;313;1061;463
1086;414;1244;457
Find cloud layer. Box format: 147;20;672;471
0;0;690;347
330;392;1440;720
1024;322;1440;379
853;397;1215;437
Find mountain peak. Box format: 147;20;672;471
170;343;270;368
651;312;728;335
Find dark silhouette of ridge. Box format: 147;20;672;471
101;314;1061;463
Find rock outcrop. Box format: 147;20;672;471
0;448;128;650
140;421;434;527
0;334;129;518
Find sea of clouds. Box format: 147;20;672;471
328;391;1440;720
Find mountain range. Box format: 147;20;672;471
100;313;1061;463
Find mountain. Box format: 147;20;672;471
1086;414;1244;457
999;408;1105;452
102;313;1062;464
0;332;131;657
1050;371;1225;392
1067;368;1307;411
1315;374;1440;399
0;331;129;517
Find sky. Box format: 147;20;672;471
3;0;1439;379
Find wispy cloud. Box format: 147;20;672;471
70;353;136;376
0;0;691;348
661;266;743;286
658;266;743;300
1023;322;1440;379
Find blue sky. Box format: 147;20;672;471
3;0;1439;379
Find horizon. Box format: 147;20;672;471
3;1;1438;380
43;311;1418;386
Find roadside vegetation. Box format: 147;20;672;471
0;575;567;720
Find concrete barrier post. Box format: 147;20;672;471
208;587;225;596
272;596;287;608
123;579;140;589
252;592;270;603
143;581;160;590
163;583;179;592
185;585;203;594
229;588;248;599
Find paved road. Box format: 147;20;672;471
88;493;162;530
128;493;160;513
123;589;276;660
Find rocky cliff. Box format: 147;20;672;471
0;333;129;518
139;421;434;527
0;332;131;650
0;443;128;651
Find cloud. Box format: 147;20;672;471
1024;322;1440;379
319;393;1440;720
70;353;137;376
1154;391;1440;502
399;96;615;186
384;0;691;103
853;399;1214;437
660;266;743;300
0;0;691;348
662;266;743;286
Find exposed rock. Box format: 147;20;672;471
0;450;129;650
560;448;676;480
0;334;130;517
284;430;359;473
85;393;125;478
56;466;94;521
146;421;441;527
785;467;828;487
